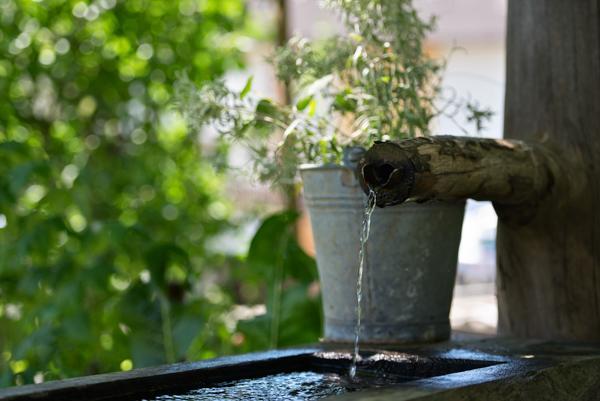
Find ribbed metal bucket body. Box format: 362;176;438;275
301;165;465;343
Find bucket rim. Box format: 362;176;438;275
299;163;347;172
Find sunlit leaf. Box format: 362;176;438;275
295;95;313;111
240;76;253;99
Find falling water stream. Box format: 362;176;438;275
349;189;377;380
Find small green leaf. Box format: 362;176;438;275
295;95;313;111
333;92;356;113
240;76;253;99
308;99;317;117
255;99;279;118
319;139;328;158
349;33;363;42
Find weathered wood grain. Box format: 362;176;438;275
497;0;600;340
357;136;554;212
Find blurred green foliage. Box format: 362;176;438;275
0;0;321;387
238;212;322;351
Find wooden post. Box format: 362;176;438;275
497;0;600;340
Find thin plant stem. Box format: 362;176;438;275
160;296;176;364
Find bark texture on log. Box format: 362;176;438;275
497;0;600;340
358;136;554;211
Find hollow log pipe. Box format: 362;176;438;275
356;136;555;208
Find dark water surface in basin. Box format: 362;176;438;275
142;371;350;401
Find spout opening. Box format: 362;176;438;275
363;163;399;189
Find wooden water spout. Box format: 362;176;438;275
357;136;561;211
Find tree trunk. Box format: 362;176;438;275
359;0;600;341
497;0;600;340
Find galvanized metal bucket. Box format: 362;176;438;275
301;165;465;344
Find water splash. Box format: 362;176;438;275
349;189;377;380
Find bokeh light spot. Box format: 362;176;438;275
119;359;133;371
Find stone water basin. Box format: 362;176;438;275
142;350;501;400
0;344;524;401
8;337;600;401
